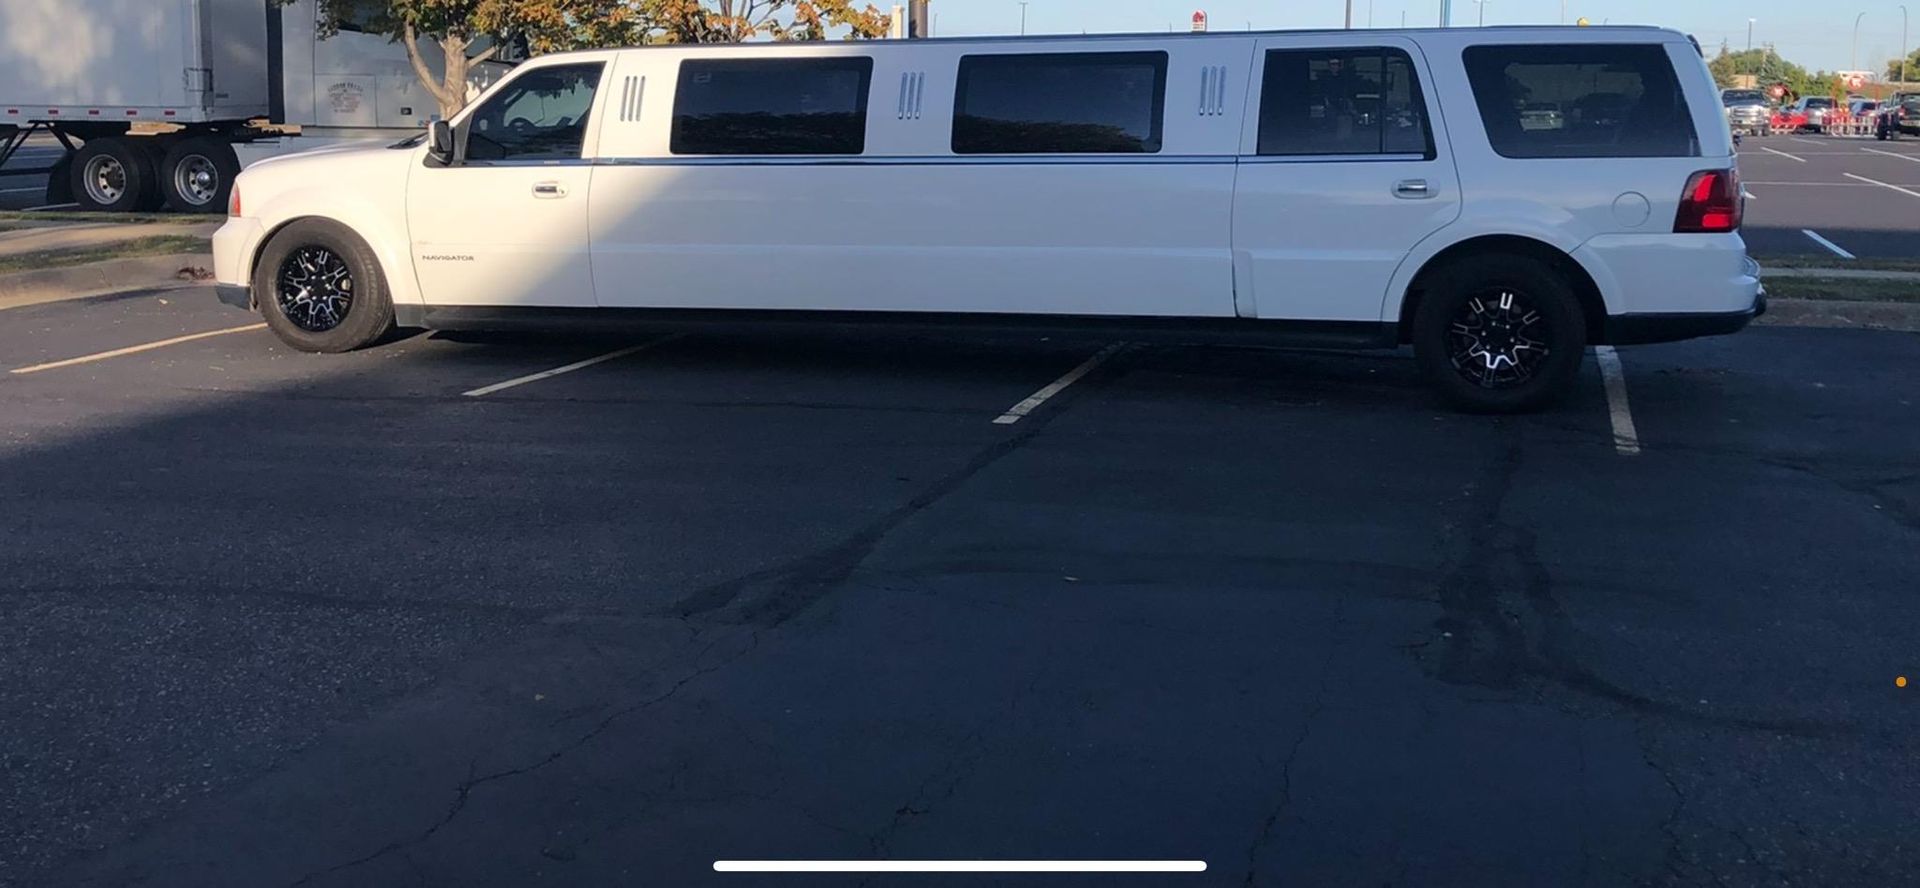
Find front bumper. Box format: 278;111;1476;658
216;283;253;311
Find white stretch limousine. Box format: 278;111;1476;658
212;25;1762;412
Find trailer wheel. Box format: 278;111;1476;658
160;137;240;213
69;138;158;212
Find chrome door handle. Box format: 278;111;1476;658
532;181;566;198
1393;179;1433;199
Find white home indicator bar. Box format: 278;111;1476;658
714;860;1206;873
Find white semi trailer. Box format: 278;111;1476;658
0;0;510;212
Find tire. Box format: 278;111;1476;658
160;136;240;213
252;219;395;353
1411;252;1588;414
69;137;159;212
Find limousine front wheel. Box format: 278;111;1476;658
253;219;394;353
1412;253;1586;414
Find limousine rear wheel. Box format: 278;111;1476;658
1412;253;1587;414
254;219;394;353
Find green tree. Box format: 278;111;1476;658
1707;46;1840;100
637;0;891;43
1888;48;1920;84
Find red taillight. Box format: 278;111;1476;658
1675;169;1742;233
228;184;241;217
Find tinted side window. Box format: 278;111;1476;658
465;63;603;162
1464;44;1698;159
671;57;873;155
1257;48;1433;157
952;52;1167;154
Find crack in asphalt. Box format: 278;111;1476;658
669;352;1130;628
1241;591;1349;887
1419;435;1839;737
1759;458;1920;533
286;631;759;888
1643;732;1696;885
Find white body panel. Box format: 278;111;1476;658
1232;34;1463;321
216;26;1762;333
222;143;426;310
587;39;1237;316
406;163;598;307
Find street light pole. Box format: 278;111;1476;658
1852;11;1866;75
1902;5;1912;85
1018;1;1027;35
1747;18;1756;81
1475;0;1489;27
1345;0;1353;29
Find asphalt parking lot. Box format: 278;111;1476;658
1736;133;1920;259
3;287;1917;886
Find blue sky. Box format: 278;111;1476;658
926;1;1916;75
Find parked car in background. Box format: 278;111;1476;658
1721;88;1772;136
1787;96;1834;132
1879;92;1920;139
1848;97;1879;119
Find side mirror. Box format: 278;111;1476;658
427;120;455;164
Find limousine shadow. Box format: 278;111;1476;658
419;321;1479;414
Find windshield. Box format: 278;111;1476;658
1805;97;1833;108
1722;90;1765;105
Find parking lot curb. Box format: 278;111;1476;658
0;253;213;311
1759;298;1920;332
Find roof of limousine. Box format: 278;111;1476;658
526;24;1687;61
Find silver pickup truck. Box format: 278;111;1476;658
1721;88;1773;136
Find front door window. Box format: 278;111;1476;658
464;64;604;162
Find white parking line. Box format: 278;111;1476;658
713;861;1207;873
992;341;1129;425
1861;147;1920;164
1842;172;1920;199
1741;188;1757;200
1593;346;1641;457
9;323;267;375
460;333;683;397
1801;229;1857;259
1757;146;1807;162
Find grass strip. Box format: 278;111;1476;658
1753;254;1920;273
0;234;210;275
0;210;209;225
1765;276;1920;303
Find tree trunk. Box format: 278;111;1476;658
401;22;495;121
439;35;470;121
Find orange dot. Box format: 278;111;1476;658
1900;676;1910;688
